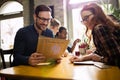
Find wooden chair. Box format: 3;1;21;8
0;49;6;68
0;49;13;68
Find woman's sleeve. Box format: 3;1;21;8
93;25;120;65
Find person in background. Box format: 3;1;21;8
12;5;61;66
49;18;61;37
55;27;80;55
70;3;120;67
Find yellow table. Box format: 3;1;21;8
0;56;120;80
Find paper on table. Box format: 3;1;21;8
94;62;110;69
37;62;51;65
74;61;110;69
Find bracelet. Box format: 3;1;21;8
100;56;104;62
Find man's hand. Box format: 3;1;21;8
28;52;46;66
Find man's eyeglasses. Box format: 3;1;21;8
37;16;51;22
81;14;93;22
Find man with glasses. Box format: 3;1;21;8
12;5;57;66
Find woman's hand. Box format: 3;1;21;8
69;56;82;63
69;53;101;63
91;53;101;62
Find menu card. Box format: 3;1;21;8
36;36;69;60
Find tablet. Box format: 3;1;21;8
73;61;94;65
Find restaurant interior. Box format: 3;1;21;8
0;0;120;80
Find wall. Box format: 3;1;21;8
34;0;65;26
118;0;120;9
22;0;31;26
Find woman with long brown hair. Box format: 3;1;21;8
70;3;120;67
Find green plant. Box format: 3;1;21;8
112;9;120;20
100;0;120;20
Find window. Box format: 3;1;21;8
0;1;23;50
67;0;107;52
72;8;86;42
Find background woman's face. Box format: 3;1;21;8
59;29;67;39
81;10;94;29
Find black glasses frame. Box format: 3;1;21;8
81;14;93;22
37;16;51;22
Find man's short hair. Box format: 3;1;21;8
34;5;51;16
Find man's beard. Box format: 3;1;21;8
36;21;47;31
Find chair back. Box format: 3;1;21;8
0;49;6;68
0;49;13;68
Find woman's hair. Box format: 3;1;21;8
50;18;61;28
58;26;66;33
81;3;120;42
108;14;119;22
